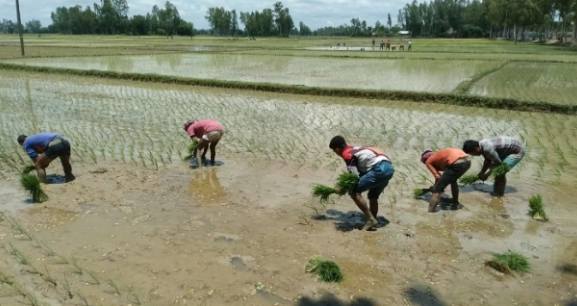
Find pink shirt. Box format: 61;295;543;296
186;120;224;137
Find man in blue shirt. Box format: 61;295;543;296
17;133;75;183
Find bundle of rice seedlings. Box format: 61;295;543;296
335;172;359;195
492;163;510;177
182;140;198;161
305;257;343;283
312;184;338;203
486;250;530;274
413;188;429;199
459;174;479;185
528;194;548;221
20;174;48;203
21;165;36;175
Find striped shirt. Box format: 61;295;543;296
341;146;391;174
479;136;524;164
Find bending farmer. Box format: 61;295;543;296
17;133;75;183
420;148;471;212
462;136;525;197
183;119;225;168
329;136;394;231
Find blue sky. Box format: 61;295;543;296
0;0;406;30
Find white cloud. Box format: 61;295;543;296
0;0;407;30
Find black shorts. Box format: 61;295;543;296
45;137;71;159
432;159;471;193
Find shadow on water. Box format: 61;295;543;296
414;193;463;211
558;264;577;276
404;284;448;306
459;183;518;194
46;174;66;185
323;209;389;232
566;299;577;306
297;293;377;306
189;168;226;203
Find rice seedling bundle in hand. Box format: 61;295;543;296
20;174;48;203
182;140;198;161
459;174;479;185
486;250;530;274
305;257;343;283
312;185;338;203
528;194;548;221
492;163;510;177
21;165;36;175
335;172;359;195
413;188;429;199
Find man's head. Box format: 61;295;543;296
420;149;433;164
329;135;347;155
463;140;481;155
17;135;27;145
183;120;195;131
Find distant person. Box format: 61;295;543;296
462;137;525;197
408;40;413;51
183;119;225;168
329;136;394;231
372;39;376;49
386;39;391;51
420;148;471;212
380;40;385;51
17;133;75;183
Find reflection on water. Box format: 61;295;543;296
4;53;496;93
188;168;225;203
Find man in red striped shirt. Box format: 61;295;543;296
183;119;225;168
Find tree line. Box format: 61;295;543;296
400;0;577;41
1;0;193;36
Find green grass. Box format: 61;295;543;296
486;250;530;274
20;174;48;203
21;165;35;175
528;194;548;221
413;187;429;198
335;172;359;195
305;257;343;283
492;163;510;177
459;174;479;185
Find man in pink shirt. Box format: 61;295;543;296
183;119;225;168
420;148;471;212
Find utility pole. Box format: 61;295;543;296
15;0;25;56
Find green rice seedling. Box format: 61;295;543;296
486;250;530;274
20;174;48;203
305;257;343;283
528;194;548;221
182;140;198;161
21;165;35;175
335;172;359;195
459;174;479;185
413;188;429;199
312;184;337;203
491;163;510;177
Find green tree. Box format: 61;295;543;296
273;1;294;36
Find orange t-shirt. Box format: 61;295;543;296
425;148;468;175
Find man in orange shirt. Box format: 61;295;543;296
420;148;471;212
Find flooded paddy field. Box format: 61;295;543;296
470;61;577;105
3;53;497;93
0;70;576;305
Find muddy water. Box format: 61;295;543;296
470;62;577;105
0;71;576;305
3;53;496;93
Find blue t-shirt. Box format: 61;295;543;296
22;132;58;159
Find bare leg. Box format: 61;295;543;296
209;138;220;164
350;193;378;230
450;182;460;209
35;155;53;183
429;193;441;212
60;154;75;182
369;198;379;219
493;175;506;197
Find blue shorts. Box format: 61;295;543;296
502;152;524;170
355;161;394;200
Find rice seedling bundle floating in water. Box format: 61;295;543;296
528;194;548;221
20;174;48;203
182;140;198;161
486;250;530;274
305;257;343;283
459;174;479;185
